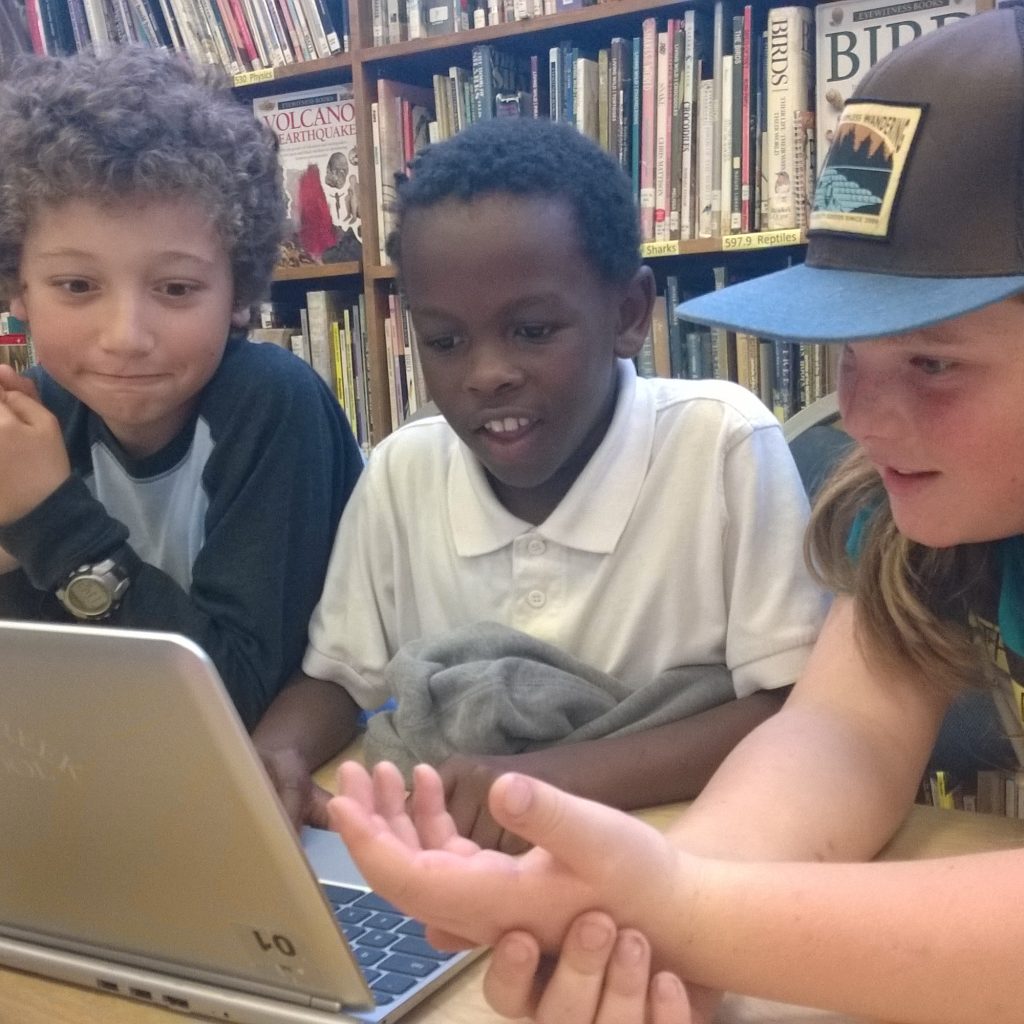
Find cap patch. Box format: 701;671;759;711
809;100;924;239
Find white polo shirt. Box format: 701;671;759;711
304;359;828;709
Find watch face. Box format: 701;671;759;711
66;576;112;617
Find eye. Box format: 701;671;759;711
158;281;201;299
910;355;956;375
56;278;95;295
514;324;552;341
421;334;459;352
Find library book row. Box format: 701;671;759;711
370;3;815;264
257;274;837;445
17;0;351;75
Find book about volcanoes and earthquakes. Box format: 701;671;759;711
253;83;362;269
814;0;977;173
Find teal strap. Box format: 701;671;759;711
998;535;1024;656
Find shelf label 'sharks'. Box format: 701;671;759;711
234;68;276;87
642;241;680;258
721;228;803;251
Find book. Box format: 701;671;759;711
253;83;362;268
764;4;814;230
304;288;344;393
376;78;434;263
815;0;976;172
638;16;657;241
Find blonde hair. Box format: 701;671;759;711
807;447;992;695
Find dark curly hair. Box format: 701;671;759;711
385;117;641;285
0;45;285;310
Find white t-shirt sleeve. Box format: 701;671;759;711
720;418;830;697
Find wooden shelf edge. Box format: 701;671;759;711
272;260;363;282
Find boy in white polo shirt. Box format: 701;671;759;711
254;117;827;847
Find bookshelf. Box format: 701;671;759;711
12;0;979;442
224;0;829;445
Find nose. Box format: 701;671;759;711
464;339;524;395
837;356;907;443
97;292;156;359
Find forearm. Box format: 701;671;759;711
252;672;362;772
668;597;948;861
508;688;786;810
652;849;1024;1024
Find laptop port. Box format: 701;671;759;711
163;995;190;1009
129;987;153;1000
96;979;119;992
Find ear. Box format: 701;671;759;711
612;265;655;360
9;293;27;322
231;306;251;329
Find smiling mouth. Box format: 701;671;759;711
482;417;533;435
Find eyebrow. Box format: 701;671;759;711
30;248;219;266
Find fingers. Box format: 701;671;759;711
306;782;334;830
410;764;478;855
483;930;544;1019
648;973;692;1024
484;914;693;1024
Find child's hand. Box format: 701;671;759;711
327;762;686;954
436;752;531;853
257;744;334;831
484;911;699;1024
0;369;70;525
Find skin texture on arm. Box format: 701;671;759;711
252;672;363;829
436;688;787;852
666;596;949;862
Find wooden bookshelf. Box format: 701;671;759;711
227;0;821;443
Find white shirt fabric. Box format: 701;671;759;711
305;359;828;709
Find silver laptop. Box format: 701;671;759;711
0;619;482;1023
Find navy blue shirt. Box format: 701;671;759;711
0;337;362;729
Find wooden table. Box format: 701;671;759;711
1;756;1021;1024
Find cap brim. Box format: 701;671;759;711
675;264;1024;343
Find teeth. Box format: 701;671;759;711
485;417;531;434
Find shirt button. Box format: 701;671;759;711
527;590;546;608
527;538;546;556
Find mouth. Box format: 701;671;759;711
477;416;537;441
880;466;940;490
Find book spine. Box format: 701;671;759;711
638;16;657;242
678;10;699;240
653;29;669;242
668;19;683;238
729;13;743;233
765;5;813;230
718;42;733;237
696;75;715;238
304;290;340;389
740;4;753;231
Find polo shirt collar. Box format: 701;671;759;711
450;359;655;556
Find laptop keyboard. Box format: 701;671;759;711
322;883;457;1011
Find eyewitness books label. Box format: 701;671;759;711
815;0;976;172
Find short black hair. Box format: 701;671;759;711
385;118;641;285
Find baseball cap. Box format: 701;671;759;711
676;2;1024;343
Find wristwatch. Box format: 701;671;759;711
56;557;131;621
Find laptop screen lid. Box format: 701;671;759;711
0;619;374;1015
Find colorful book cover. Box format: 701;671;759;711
253;83;362;267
